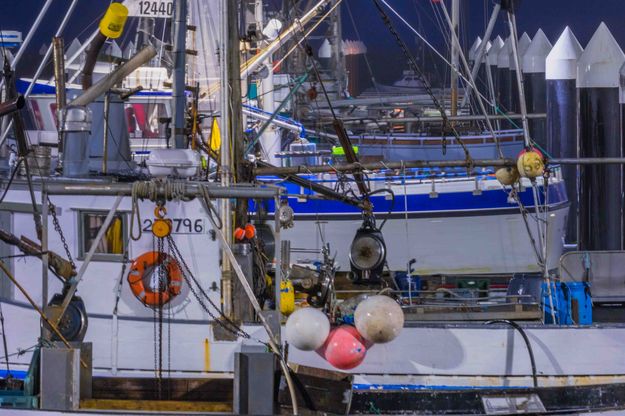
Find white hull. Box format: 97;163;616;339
284;206;568;274
3;298;625;387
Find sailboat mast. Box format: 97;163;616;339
450;0;460;117
171;0;187;148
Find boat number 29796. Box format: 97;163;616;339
138;1;173;17
142;218;206;234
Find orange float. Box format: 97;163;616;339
127;251;183;307
244;223;256;239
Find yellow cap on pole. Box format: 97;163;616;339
99;3;129;39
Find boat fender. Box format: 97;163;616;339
285;307;330;351
495;166;520;186
280;280;295;315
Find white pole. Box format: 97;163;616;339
0;0;55;91
0;0;81;146
460;3;501;108
449;0;460;116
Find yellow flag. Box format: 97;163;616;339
209;117;221;152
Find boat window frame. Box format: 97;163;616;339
77;209;129;262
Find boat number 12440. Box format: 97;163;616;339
138;1;173;17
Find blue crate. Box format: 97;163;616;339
394;272;421;298
567;282;592;325
542;282;570;324
542;281;592;325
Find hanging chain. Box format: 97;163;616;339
47;197;76;271
156;236;165;400
166;235;266;343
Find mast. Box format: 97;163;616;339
218;0;247;320
171;0;188;148
229;1;251;320
219;0;233;318
449;0;460;117
330;0;346;98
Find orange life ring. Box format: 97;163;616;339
127;251;183;307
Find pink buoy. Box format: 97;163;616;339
317;325;367;370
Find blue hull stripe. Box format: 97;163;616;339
252;181;568;215
352;383;531;391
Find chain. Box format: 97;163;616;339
156;236;164;400
151;235;158;397
167;243;172;400
166;236;264;343
47;197;76;271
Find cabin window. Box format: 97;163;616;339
125;103;168;139
78;211;127;261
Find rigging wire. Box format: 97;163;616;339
371;0;473;164
377;0;495;109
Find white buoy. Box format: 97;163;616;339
354;295;404;344
285;307;330;351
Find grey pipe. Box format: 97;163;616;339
69;45;157;107
254;156;625;176
171;0;187;149
53;37;66;157
44;182;279;199
242;108;305;135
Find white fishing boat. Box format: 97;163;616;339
1;0;625;414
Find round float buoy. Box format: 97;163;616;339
517;148;545;178
234;227;246;241
285;307;330;351
244;223;256;239
495;166;520;186
317;325;367;370
354;295;404;344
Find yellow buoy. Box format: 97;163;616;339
517;149;544;178
99;3;129;39
495;166;520;186
280;280;295;316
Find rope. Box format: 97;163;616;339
130;181;191;241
